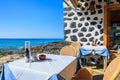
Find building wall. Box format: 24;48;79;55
64;0;120;46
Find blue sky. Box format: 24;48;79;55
0;0;64;39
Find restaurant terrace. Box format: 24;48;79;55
1;0;120;80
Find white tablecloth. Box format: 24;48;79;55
82;45;107;51
78;45;110;59
77;45;110;71
1;54;77;80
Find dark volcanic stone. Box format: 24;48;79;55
80;43;83;46
101;18;103;20
100;36;103;41
85;22;89;26
74;16;78;20
95;31;99;36
93;17;98;20
98;9;103;14
72;29;78;33
78;23;83;27
98;41;101;45
85;3;88;7
97;25;102;29
64;18;72;21
100;20;103;24
89;37;94;42
100;18;103;24
68;12;74;17
80;17;85;21
64;13;67;16
64;7;71;11
96;5;102;9
86;33;91;37
64;23;67;27
64;30;71;34
81;7;85;10
70;35;77;41
86;43;90;45
70;22;76;28
95;39;98;44
87;17;91;20
80;38;87;42
91;22;97;25
89;27;94;32
77;12;83;16
100;29;103;34
84;12;88;15
101;43;103;45
87;7;90;10
81;27;87;32
78;33;84;37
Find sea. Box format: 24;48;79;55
0;38;64;53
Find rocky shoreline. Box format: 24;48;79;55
0;41;71;72
31;41;71;54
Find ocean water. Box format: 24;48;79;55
0;38;64;52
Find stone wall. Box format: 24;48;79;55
64;0;120;46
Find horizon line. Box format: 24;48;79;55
0;38;64;39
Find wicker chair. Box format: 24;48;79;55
75;56;120;80
60;45;77;56
75;68;93;80
108;49;120;64
70;42;80;55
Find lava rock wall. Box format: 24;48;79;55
64;0;120;46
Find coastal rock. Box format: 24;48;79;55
41;41;71;54
0;54;23;72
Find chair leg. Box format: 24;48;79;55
103;57;107;71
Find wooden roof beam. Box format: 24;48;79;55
70;0;78;9
64;0;74;9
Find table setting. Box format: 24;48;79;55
78;45;110;59
0;53;77;80
76;45;110;71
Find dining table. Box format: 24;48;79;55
0;53;77;80
77;45;110;71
